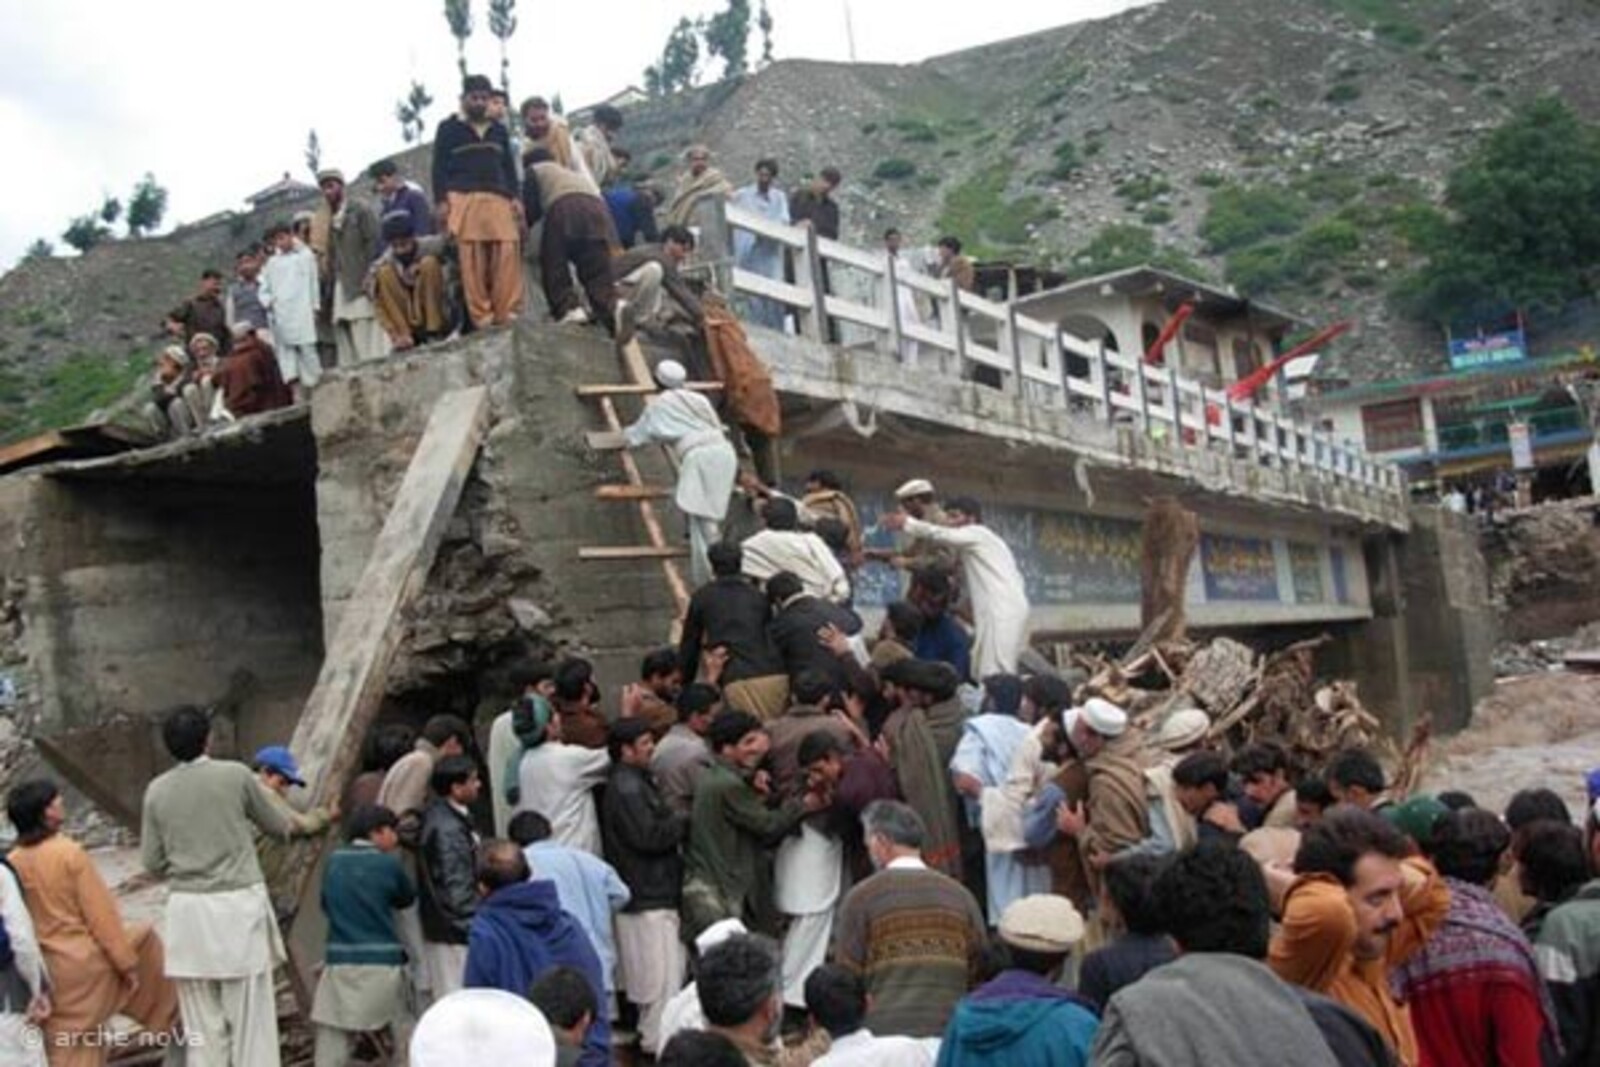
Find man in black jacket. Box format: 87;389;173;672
678;542;790;720
601;719;688;1056
418;754;482;1000
431;73;523;329
766;571;864;694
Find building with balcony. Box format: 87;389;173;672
1306;347;1600;501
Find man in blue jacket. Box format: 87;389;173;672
937;894;1099;1067
463;839;611;1067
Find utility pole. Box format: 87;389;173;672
843;0;858;62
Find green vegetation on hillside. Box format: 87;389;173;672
0;351;148;444
1201;184;1310;252
936;162;1058;259
1394;96;1600;326
1321;0;1428;47
1065;224;1211;282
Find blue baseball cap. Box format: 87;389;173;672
1586;768;1600;806
254;745;306;787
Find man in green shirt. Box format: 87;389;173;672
682;710;824;939
140;706;296;1067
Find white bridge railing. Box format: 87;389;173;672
709;201;1405;502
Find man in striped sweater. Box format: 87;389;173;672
833;800;987;1039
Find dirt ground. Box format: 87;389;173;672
1422;671;1600;817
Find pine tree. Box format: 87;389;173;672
488;0;517;95
305;129;322;179
98;196;122;226
645;17;704;97
62;214;111;254
396;81;435;144
445;0;474;80
704;0;752;80
126;173;168;237
758;0;775;66
23;239;53;261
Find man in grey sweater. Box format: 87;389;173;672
1092;842;1393;1067
141;706;297;1067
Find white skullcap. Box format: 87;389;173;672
654;359;687;388
1079;697;1128;738
1155;708;1211;751
694;917;747;955
895;478;935;499
412;990;556;1067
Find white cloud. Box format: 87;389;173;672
0;0;1151;266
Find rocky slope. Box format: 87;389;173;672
5;0;1600;440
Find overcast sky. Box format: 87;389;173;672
0;0;1151;269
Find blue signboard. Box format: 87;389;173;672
1201;534;1281;602
1449;329;1527;372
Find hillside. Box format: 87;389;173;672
6;0;1600;441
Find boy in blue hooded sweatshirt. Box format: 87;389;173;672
463;839;611;1067
936;894;1098;1067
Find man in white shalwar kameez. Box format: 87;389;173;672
0;859;47;1067
623;359;738;586
949;675;1050;924
776;819;844;1008
882;495;1031;678
730;159;791;331
140;707;296;1067
885;228;922;364
259;222;323;399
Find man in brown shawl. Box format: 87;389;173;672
1052;698;1150;893
877;659;966;879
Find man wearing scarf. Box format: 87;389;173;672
368;212;449;351
1395;809;1560;1066
666;144;734;229
316;168;389;365
878;659;966;879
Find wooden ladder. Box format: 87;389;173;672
576;339;722;618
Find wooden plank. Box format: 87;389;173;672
605;338;691;613
595;484;672;500
575;382;722;397
281;385;489;998
585;430;628;451
580;545;690;560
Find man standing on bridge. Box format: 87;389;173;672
881;494;1030;677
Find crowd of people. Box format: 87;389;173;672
141;73;982;450
2;451;1599;1067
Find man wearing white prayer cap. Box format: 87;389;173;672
412;988;557;1067
623;360;738;585
1054;697;1152;878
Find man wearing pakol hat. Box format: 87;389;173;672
867;478;958;578
433;74;524;329
937;894;1100;1066
251;743;339;919
144;343;203;438
881;494;1031;678
623;359;739;586
318;166;390;365
368;210;450;351
1133;706;1211;855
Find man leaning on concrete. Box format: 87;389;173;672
140;705;297;1067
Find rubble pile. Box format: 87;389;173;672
1071;633;1424;782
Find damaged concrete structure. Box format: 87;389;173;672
0;205;1492;827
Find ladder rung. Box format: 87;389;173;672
595;484;672;501
579;545;689;561
585;431;628;450
575;382;724;397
